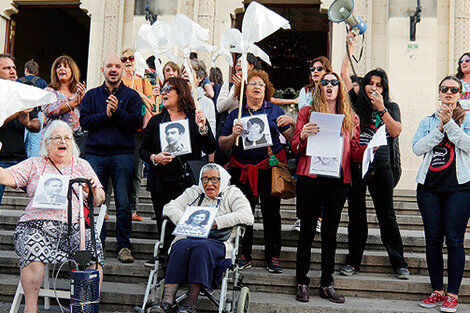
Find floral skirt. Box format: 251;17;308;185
14;219;104;269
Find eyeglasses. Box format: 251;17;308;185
201;177;221;184
48;135;72;143
320;79;340;87
120;56;135;63
439;86;460;94
247;81;266;88
161;85;176;94
459;58;470;64
310;66;324;72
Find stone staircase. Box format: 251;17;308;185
1;184;470;312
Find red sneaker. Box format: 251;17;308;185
419;292;445;308
441;294;458;312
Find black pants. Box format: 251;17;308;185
150;186;183;254
295;175;348;287
231;167;281;262
346;164;408;270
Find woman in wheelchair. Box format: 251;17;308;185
149;163;254;313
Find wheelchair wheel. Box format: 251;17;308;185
236;286;250;313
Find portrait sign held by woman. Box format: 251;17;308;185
159;119;192;156
172;206;217;238
239;114;273;150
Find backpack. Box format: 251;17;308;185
18;76;40;87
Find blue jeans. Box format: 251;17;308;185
417;189;470;294
25;112;43;158
0;160;21;204
86;153;134;251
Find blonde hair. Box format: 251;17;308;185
121;47;135;56
310;72;356;138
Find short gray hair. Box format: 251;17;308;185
39;120;80;158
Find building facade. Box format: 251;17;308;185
0;0;468;189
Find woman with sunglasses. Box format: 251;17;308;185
456;52;470;110
219;69;295;273
139;77;216;261
292;72;362;303
120;48;156;221
43;55;86;154
413;76;470;312
298;56;332;111
338;66;410;279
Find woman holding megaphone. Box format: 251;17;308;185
340;31;409;280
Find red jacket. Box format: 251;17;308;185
291;106;364;183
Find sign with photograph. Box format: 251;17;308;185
309;136;343;178
159;119;192;156
239;114;273;150
173;206;218;238
32;173;70;209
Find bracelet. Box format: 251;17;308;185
199;125;208;136
378;108;388;117
151;155;159;166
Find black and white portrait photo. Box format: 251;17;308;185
159;119;192;156
173;206;218;238
32;174;69;209
239;114;273;150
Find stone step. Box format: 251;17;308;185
242;267;470;302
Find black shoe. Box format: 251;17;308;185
144;257;158;268
396;267;410;280
295;284;309;302
319;285;345;303
149;301;172;313
239;255;252;270
266;257;283;273
340;264;358;276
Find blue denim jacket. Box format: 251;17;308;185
412;111;470;184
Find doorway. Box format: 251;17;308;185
8;6;90;83
235;3;330;92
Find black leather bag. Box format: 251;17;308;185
208;227;233;242
180;159;207;188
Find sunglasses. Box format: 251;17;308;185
439;86;461;94
320;79;340;87
120;56;135;63
310;66;324;72
161;85;176;94
459;58;470;64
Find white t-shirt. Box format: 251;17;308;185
460;79;470;110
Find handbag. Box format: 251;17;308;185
389;136;402;188
268;147;296;199
179;158;208;188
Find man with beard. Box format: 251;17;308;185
80;55;142;263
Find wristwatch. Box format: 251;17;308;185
378;108;388;117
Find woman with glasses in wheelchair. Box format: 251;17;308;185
149;163;254;313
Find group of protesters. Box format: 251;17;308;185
0;27;469;313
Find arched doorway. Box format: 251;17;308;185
7;5;90;83
235;3;330;93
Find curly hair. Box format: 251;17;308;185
310;72;356;138
233;69;275;103
49;55;81;93
163;77;195;116
306;56;333;93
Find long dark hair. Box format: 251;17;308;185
439;75;465;126
162;77;195;116
456;52;470;79
356;68;391;129
306;56;333;93
49;55;80;93
185;209;210;226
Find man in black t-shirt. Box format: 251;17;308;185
0;53;40;204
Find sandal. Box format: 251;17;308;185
177;304;197;313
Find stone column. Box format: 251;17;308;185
454;0;470;60
102;0;121;59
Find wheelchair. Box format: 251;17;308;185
135;219;250;313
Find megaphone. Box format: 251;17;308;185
328;0;367;35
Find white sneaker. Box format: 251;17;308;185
316;219;322;233
292;219;301;232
